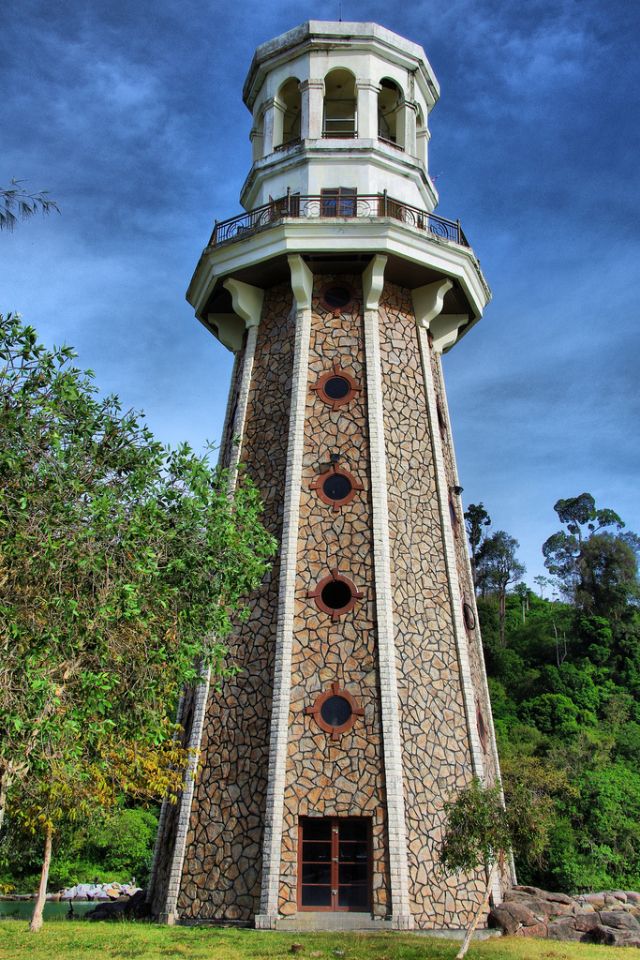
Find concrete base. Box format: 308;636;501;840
262;912;500;935
272;912;394;931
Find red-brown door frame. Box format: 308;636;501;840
297;817;372;912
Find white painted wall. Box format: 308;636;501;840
241;22;439;214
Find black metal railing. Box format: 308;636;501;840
209;193;469;248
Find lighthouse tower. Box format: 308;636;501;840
150;21;508;931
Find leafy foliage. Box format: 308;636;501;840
440;778;511;875
475;492;640;892
0;180;59;231
0;314;276;914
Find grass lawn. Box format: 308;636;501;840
0;923;631;960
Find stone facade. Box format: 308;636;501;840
279;276;391;918
152;273;505;928
174;284;294;922
378;284;486;926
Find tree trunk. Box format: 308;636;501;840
29;823;53;932
456;860;499;960
0;767;9;835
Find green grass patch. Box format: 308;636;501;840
0;922;629;960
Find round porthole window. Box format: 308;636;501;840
321;284;354;313
321;695;352;727
311;364;360;410
310;464;362;511
463;601;476;632
308;570;362;620
305;682;364;739
324;375;350;400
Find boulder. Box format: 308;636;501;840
547;918;583;941
86;890;149;922
598;910;640;931
575;913;601;933
515;921;548;938
488;906;521;935
590;924;640;947
512;885;573;904
582;893;607;909
91;888;111;901
497;901;538;926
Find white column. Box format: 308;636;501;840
402;102;417;156
362;254;413;930
262;98;286;155
255;254;313;929
299;79;324;139
357;81;379;139
154;282;264;925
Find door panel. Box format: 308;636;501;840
299;817;371;911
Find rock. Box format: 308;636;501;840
608;891;628;903
86;890;150;922
547;918;583;941
498;901;538;926
105;886;121;900
512;885;573;904
598;910;640;931
626;892;640;905
582;893;607;908
591;924;640;947
515;921;548;938
91;888;111;901
488;905;521;935
575;913;601;933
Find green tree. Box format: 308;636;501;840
0;180;59;231
542;493;638;614
476;531;525;645
464;502;491;592
0;314;276;929
440;778;512;959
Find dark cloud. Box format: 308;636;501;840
1;0;639;582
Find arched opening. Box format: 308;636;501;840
277;77;301;148
378;77;404;147
323;69;357;138
416;104;428;166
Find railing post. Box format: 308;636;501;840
383;190;388;217
456;219;461;244
213;219;218;246
286;187;291;217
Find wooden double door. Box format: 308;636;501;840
298;817;371;911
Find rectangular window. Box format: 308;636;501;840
320;187;357;218
298;817;372;912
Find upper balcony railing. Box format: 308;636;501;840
209;193;469;248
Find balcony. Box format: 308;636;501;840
209;193;469;248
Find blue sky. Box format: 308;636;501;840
2;0;639;585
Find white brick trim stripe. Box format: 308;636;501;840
362;257;413;927
257;255;313;923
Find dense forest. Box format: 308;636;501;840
473;493;640;892
2;492;638;896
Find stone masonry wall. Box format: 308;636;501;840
379;282;485;927
176;284;294;921
279;275;391;917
